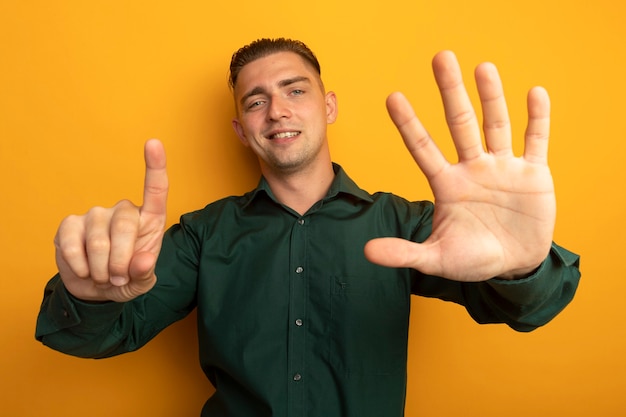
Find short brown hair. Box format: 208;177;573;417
228;38;321;89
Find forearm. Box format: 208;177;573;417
35;272;194;358
35;275;131;358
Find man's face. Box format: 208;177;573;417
232;51;337;175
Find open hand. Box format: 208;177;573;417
365;51;555;282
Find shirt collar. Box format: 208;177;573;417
242;163;374;208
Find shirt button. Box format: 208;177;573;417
295;319;303;326
293;373;302;381
295;266;303;274
298;219;305;226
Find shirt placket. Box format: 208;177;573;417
287;215;308;417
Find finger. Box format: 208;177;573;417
524;86;551;164
386;92;448;178
83;207;114;284
432;51;483;161
141;139;168;217
364;237;439;275
108;200;141;286
475;62;512;156
55;215;90;279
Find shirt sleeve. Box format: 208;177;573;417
413;242;581;332
35;275;128;357
468;242;580;331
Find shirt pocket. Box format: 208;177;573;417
329;275;410;375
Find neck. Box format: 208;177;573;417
261;159;335;216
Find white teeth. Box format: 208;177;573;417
271;131;300;139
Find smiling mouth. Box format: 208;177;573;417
269;131;301;140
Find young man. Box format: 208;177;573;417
36;38;580;417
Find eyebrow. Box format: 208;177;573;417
239;76;311;106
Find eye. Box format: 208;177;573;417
291;89;305;96
247;100;265;110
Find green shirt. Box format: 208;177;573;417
36;164;580;417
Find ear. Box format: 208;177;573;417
325;91;338;124
232;118;249;146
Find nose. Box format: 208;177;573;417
267;95;292;121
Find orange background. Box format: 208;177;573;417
1;1;624;416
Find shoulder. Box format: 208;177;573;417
369;191;434;216
181;191;256;225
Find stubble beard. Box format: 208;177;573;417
265;139;320;175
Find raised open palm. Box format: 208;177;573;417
365;51;555;281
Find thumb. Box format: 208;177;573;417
364;237;439;273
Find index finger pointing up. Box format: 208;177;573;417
142;139;169;216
